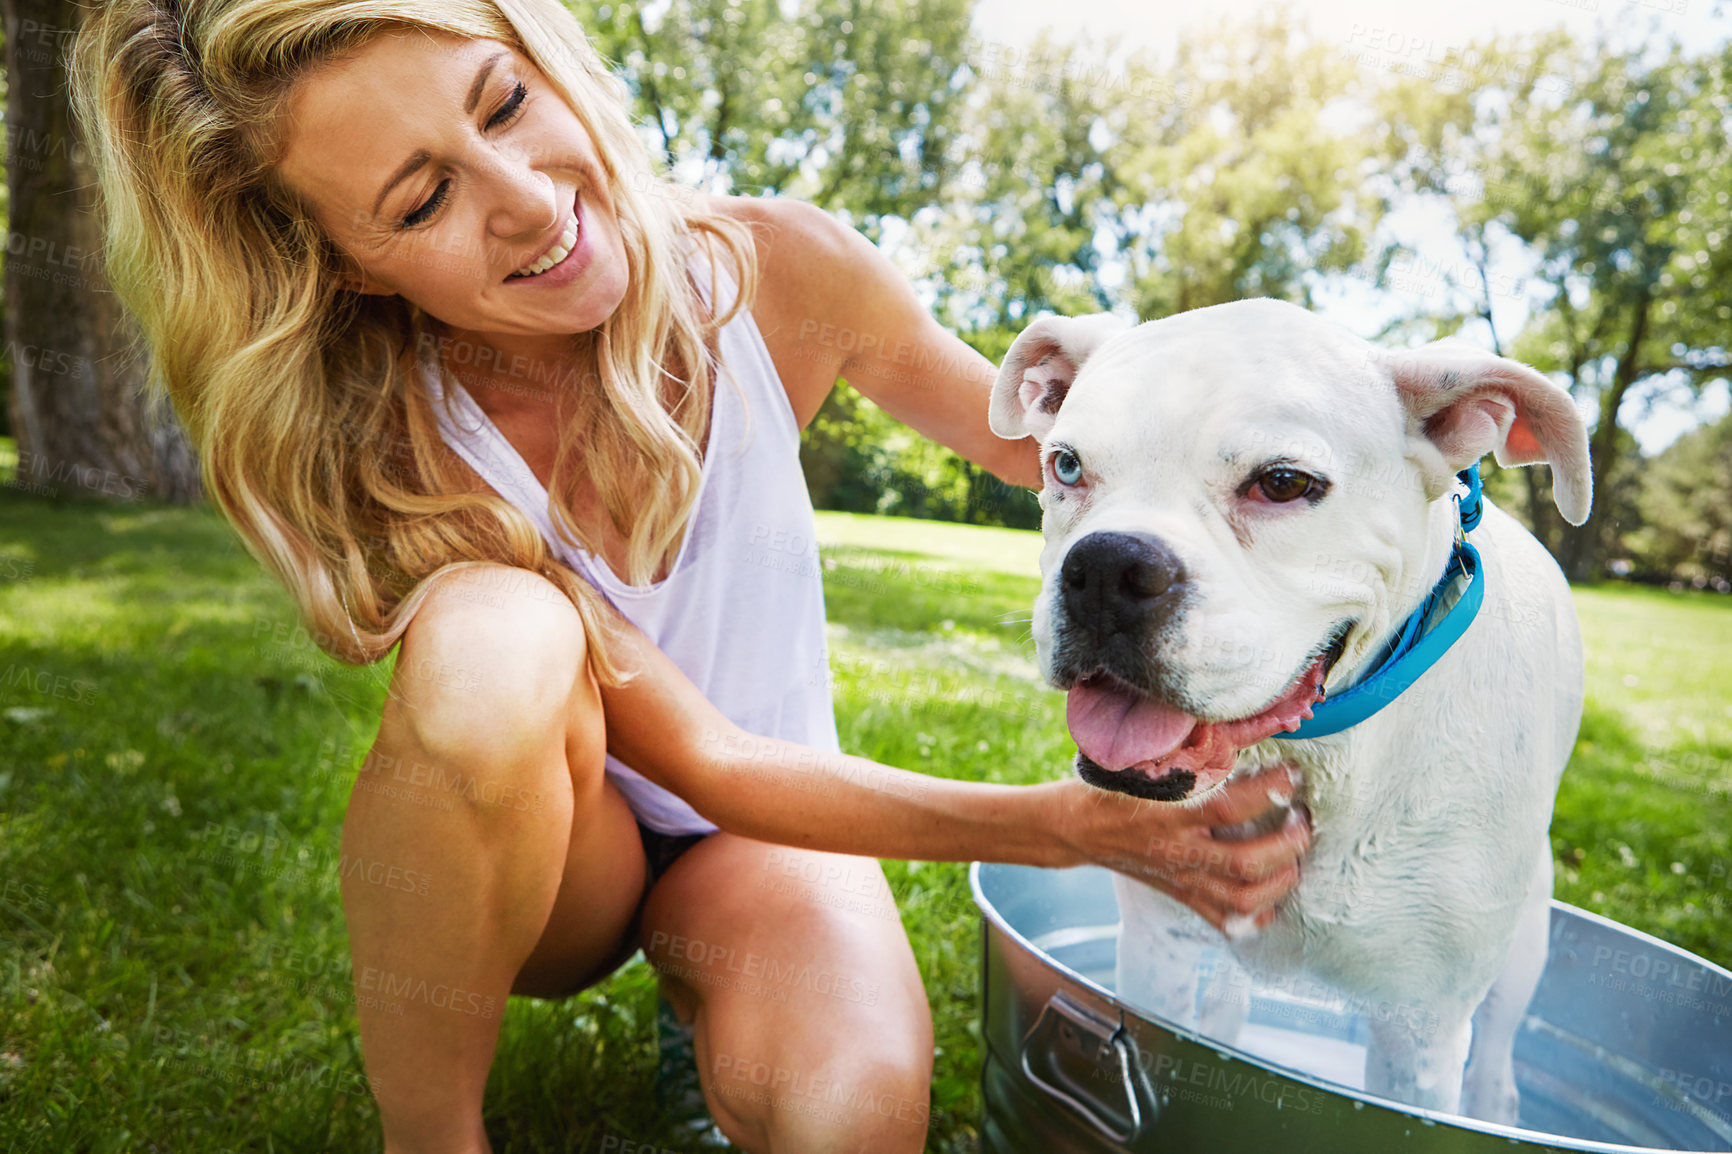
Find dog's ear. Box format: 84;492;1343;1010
990;313;1132;440
1382;339;1592;526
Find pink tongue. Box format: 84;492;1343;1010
1066;662;1327;777
1066;680;1197;771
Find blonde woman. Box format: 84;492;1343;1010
71;2;1311;1150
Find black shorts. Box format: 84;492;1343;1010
638;821;712;892
577;821;711;989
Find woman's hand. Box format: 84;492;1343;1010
1050;764;1312;934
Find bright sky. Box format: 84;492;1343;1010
967;0;1732;452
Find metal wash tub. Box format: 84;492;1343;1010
973;863;1732;1153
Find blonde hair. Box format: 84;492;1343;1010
69;0;759;681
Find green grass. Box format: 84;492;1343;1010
2;490;1730;1151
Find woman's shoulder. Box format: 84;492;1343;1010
703;194;876;316
706;193;855;254
699;195;869;426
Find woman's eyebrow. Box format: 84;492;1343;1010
463;51;507;116
369;50;508;221
372;148;432;222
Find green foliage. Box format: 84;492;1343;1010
1623;411;1732;588
912;32;1128;332
1113;11;1387;315
800;11;1397;524
1379;33;1732;578
568;0;975;235
798;380;1041;529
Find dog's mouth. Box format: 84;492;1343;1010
1070;622;1354;801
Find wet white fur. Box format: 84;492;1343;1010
994;299;1588;1121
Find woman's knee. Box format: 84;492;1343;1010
668;845;933;1151
705;1026;933;1154
384;564;594;779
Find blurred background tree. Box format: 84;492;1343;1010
1380;33;1731;580
1;0;200;502
3;0;1727;584
1113;10;1387;317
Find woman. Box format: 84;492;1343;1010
71;2;1311;1150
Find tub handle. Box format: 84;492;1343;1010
1019;991;1150;1142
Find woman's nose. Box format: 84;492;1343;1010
481;151;560;243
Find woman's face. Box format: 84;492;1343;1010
277;30;629;339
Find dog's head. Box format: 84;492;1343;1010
992;299;1591;802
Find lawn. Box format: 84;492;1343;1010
2;491;1730;1152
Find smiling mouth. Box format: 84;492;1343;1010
506;195;582;280
1068;621;1355;801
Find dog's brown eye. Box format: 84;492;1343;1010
1256;467;1314;503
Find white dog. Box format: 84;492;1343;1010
989;299;1591;1122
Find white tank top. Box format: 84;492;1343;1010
422;255;840;835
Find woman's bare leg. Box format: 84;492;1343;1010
642;837;934;1154
340;565;645;1154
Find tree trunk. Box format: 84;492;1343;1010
1558;291;1651;582
3;0;200;503
1523;464;1555;554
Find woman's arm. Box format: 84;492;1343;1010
721;196;1043;490
596;608;1310;931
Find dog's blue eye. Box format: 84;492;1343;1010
1052;449;1084;486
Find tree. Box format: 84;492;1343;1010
908;14;1389;332
1625;411;1732;589
908;31;1129;336
568;0;974;237
2;0;200;502
1114;10;1386;317
1379;33;1732;578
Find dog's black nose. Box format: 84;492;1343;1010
1060;531;1186;643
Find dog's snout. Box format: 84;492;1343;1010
1060;531;1186;640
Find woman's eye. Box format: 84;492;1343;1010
1052;449;1084;487
401;181;449;229
1255;467;1315;503
487;81;528;130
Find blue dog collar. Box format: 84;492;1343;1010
1274;465;1486;740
